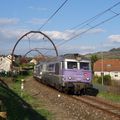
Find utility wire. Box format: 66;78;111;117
55;1;120;46
57;1;120;47
39;0;69;30
71;1;120;30
26;0;69;56
57;12;120;47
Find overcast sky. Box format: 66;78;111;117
0;0;120;56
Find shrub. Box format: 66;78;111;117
96;75;111;85
103;75;111;85
97;76;102;84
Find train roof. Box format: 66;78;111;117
37;54;90;63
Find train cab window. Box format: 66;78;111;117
48;64;55;72
62;61;64;69
55;63;59;74
67;62;77;69
80;62;89;70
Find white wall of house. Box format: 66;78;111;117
0;56;11;72
30;59;37;64
94;71;120;80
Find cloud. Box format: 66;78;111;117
0;27;105;55
87;28;105;34
28;6;47;11
58;45;96;55
108;35;120;43
68;45;95;51
79;46;95;50
0;28;27;39
44;28;104;40
28;18;47;25
0;18;19;25
0;28;105;41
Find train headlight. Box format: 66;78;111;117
62;77;66;80
86;77;90;81
68;76;72;80
40;72;42;75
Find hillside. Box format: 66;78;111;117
85;47;120;59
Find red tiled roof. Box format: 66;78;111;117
94;59;120;71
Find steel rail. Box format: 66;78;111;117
72;95;120;118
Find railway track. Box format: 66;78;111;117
31;77;120;119
72;95;120;118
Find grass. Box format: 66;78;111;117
3;72;119;119
22;91;53;120
97;92;120;103
0;72;53;120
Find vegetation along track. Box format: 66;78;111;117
72;95;120;118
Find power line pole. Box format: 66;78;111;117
101;51;104;86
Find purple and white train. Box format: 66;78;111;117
34;55;94;94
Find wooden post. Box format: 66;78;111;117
21;79;25;97
0;112;7;119
0;100;7;119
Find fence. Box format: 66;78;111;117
93;83;120;95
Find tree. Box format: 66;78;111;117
90;54;98;74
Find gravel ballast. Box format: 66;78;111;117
24;77;119;120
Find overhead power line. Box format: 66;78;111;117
39;0;69;30
25;0;69;56
57;1;120;47
27;0;69;44
71;1;120;30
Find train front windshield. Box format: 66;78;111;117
80;62;90;70
67;61;77;69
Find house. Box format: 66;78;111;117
94;59;120;80
30;59;37;65
0;55;15;72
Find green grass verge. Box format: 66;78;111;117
11;75;53;120
22;91;53;120
97;92;120;103
0;73;53;120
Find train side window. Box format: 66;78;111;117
55;63;59;74
62;61;65;69
48;64;55;72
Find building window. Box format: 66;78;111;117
115;75;118;77
101;72;104;76
107;64;111;67
114;72;118;77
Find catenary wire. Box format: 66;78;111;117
56;2;120;47
71;1;120;30
25;0;69;56
38;0;69;30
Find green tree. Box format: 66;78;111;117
96;75;111;85
90;54;98;74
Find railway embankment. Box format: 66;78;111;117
23;76;119;120
0;76;120;120
0;78;51;120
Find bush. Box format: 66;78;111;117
97;76;102;84
96;75;111;85
103;75;111;85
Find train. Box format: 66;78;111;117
33;54;98;95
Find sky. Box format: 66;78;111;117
0;0;120;56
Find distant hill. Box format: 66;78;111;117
85;47;120;59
